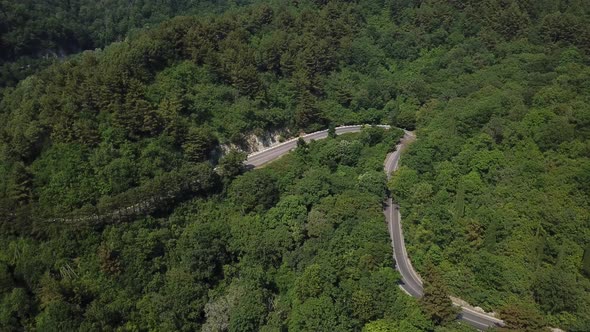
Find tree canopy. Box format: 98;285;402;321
1;0;590;330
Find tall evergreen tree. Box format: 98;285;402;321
7;162;32;205
182;127;216;162
483;218;499;253
499;303;546;332
420;262;457;325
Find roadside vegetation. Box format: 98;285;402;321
1;128;458;331
387;4;590;330
0;0;589;330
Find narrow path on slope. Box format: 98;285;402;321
247;125;504;330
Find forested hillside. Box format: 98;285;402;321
383;2;590;331
1;0;590;330
0;0;247;89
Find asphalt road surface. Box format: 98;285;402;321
246;125;373;167
245;125;505;330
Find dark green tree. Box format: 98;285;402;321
228;286;267;332
296;137;310;159
6;162;32;205
532;267;582;314
218;150;247;181
499;303;545;332
420;262;457;325
182;127;216;162
0;288;33;330
483;218;499;252
229;171;279;213
289;296;339;332
328;123;337;138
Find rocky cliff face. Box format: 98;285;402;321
220;129;288;155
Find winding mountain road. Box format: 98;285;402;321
384;131;504;330
245;125;505;330
246;125;387;167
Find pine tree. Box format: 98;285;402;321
484;218;499;252
7;162;32;205
454;184;465;219
112;79;153;139
182;127;215;162
496;1;530;39
420;262;457;325
295;91;321;129
499;303;545;332
142;109;163;136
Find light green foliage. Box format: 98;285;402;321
35;301;81;331
363;319;401;332
389;167;419;202
387;97;418;130
227;285;267;332
533;267;583;314
294;263;335;302
293;167;332;206
306;208;333;238
389;6;590;328
289;296;340;332
359;126;385;147
357;171;387;198
583;246;590;277
319;139;364;170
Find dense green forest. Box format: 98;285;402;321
2;128;449;330
1;0;590;330
0;0;250;89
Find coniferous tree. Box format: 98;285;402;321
7;162;32;205
499;303;546;332
420;262;457;325
484;218;499;253
182;127;216;162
